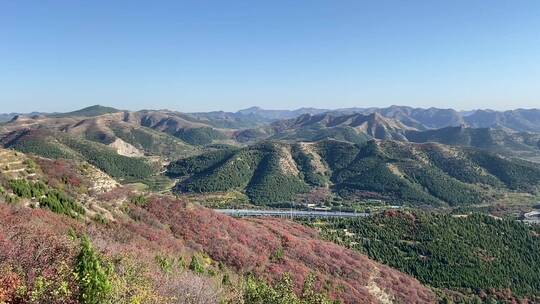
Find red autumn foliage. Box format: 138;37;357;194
0;205;81;303
0;268;21;303
0;193;436;304
0;203;193;303
35;157;88;191
0;206;79;276
96;186;132;202
140;196;436;303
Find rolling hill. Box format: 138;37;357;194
0;109;233;158
270;112;415;142
405;126;540;160
339;105;465;130
4;105;540;203
202;105;540;132
48;104;121;118
236;106;330;120
1;129;157;181
234;111;540;161
4;104;540;133
3;105;540;303
315;105;540;132
168;139;540;206
464;108;540;132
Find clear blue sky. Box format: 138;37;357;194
1;0;539;113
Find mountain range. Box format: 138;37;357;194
3;104;540;303
4;104;540;132
242;105;540;132
2;104;540;195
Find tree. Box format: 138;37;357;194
75;236;111;304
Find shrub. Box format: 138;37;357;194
130;194;148;206
155;255;185;274
75;236;112;304
189;256;205;275
243;273;336;304
92;213;108;225
39;189;86;217
0;267;22;303
7;178;85;217
8;179;42;198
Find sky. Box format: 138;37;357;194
1;0;539;113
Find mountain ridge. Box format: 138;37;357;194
4;104;540;133
167;139;540;206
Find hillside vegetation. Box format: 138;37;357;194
238;112;540;162
168;139;540;206
175;127;228;145
4;130;156;180
311;210;540;302
1;108;231;160
107;123;199;158
0;149;436;303
3;105;540;303
272;112;412;141
169;143;310;203
406;126;540;160
49;105;121;118
5;105;540;163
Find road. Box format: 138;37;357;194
214;209;369;218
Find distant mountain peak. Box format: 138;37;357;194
50;105;121;118
237;106;263;113
76;104;119;113
8;114;25;122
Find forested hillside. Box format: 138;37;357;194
168;142;310;203
311;210;540;302
48;105;121;118
168;139;540;206
0;108;236;158
406;126;540;160
2;130;157;180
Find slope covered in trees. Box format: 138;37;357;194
311;210;540;302
3;130;156;180
0;200;435;303
174;127;228;146
235;112;414;144
0;108;232;159
108;123;199;159
405;126;540;159
169;142;310;203
49;104;121;118
168;139;540;206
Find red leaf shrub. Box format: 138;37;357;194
140;196;436;303
35;158;88;191
0;267;21;303
0;194;436;304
